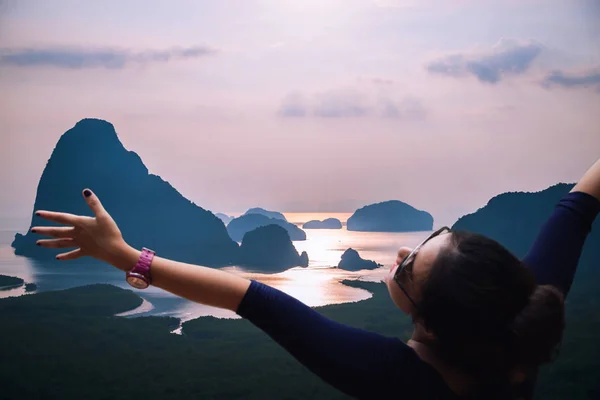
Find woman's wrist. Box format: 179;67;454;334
107;243;141;272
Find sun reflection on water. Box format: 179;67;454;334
168;214;431;322
0;213;433;322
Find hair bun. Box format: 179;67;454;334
511;285;565;366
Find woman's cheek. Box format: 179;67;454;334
386;277;410;314
387;264;399;283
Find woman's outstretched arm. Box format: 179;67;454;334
33;190;251;312
106;246;251;312
523;158;600;296
32;189;424;399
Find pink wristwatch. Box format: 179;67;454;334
126;247;155;289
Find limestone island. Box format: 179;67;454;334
302;218;342;229
10;118;309;273
337;249;381;271
228;214;306;242
25;283;38;292
215;213;234;225
240;225;309;273
0;274;24;290
347;200;433;232
243;207;287;221
452;183;599;261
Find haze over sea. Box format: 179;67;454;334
0;213;432;323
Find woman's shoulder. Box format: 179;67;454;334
384;339;463;399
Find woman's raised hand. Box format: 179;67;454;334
572;158;600;201
32;189;132;271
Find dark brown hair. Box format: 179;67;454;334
414;231;565;391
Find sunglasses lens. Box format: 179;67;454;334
395;258;411;281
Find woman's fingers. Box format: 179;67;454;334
31;226;75;238
35;210;83;226
82;189;106;217
36;238;78;249
57;248;84;261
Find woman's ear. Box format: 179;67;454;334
412;320;437;342
509;367;528;384
422;324;437;341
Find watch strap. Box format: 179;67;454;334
127;247;155;284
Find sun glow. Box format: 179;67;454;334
142;217;429;322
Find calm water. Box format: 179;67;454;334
0;214;432;323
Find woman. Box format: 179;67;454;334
32;158;600;399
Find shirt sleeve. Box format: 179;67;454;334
522;191;600;296
236;280;426;399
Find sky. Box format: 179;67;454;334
1;0;599;226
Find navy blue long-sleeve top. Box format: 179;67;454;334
236;191;600;399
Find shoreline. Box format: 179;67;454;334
115;297;155;317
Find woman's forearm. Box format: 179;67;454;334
572;158;600;201
115;244;251;312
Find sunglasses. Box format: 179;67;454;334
393;226;451;310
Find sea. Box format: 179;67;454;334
0;213;432;326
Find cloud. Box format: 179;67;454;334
357;77;395;86
373;0;545;7
427;54;465;77
268;42;285;49
542;68;600;90
313;89;370;118
379;96;427;119
278;88;426;120
372;0;418;7
0;45;217;69
426;39;544;84
278;92;309;117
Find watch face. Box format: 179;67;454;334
127;274;149;289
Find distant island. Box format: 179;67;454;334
0;274;37;292
337;249;381;271
303;218;342;229
227;214;306;242
10;119;307;273
215;213;234;225
243;207;287;221
0;274;24;290
239;225;309;273
25;283;37;292
347;200;433;232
